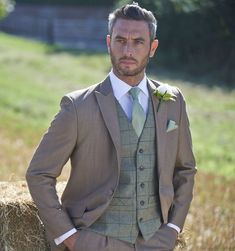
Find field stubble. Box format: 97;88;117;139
183;172;235;250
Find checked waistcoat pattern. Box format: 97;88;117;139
89;98;162;243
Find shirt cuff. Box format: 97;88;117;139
54;228;77;245
167;223;181;233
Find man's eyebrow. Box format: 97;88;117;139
134;37;145;41
114;35;126;40
114;35;146;41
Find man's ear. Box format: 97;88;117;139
106;35;111;54
149;39;159;58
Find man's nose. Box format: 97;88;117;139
123;42;133;57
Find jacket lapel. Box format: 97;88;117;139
148;79;168;177
95;77;121;170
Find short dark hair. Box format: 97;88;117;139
108;2;157;41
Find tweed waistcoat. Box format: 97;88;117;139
89;98;162;243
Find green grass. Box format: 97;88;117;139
0;32;234;180
0;33;110;143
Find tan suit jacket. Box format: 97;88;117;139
26;76;196;246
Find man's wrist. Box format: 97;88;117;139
63;231;80;251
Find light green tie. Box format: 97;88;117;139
129;87;146;137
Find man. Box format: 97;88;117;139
26;2;196;251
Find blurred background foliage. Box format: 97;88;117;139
12;0;235;86
14;0;116;6
0;0;14;19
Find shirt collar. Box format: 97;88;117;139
109;70;149;100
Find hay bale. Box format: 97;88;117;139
0;200;49;251
0;181;65;251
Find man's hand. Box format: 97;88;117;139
63;231;80;251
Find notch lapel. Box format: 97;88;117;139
95;77;121;170
148;79;168;177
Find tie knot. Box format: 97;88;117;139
129;87;141;100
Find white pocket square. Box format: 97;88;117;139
166;120;178;132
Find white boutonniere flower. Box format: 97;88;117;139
153;84;176;112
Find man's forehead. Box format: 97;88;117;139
112;19;150;37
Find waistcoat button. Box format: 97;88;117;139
139;165;145;171
139;149;144;153
140;183;145;188
140;200;145;206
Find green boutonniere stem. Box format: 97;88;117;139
156;91;167;112
157;99;162;112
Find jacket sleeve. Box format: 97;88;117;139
26;95;77;239
168;90;197;230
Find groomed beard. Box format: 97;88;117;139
109;47;151;77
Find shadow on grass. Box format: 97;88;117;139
148;60;235;91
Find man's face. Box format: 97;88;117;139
107;19;158;83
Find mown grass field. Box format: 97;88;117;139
0;33;234;250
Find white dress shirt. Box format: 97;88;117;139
109;70;149;120
54;71;179;245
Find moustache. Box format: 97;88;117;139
119;56;137;62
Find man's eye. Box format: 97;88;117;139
135;40;144;44
116;39;125;44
